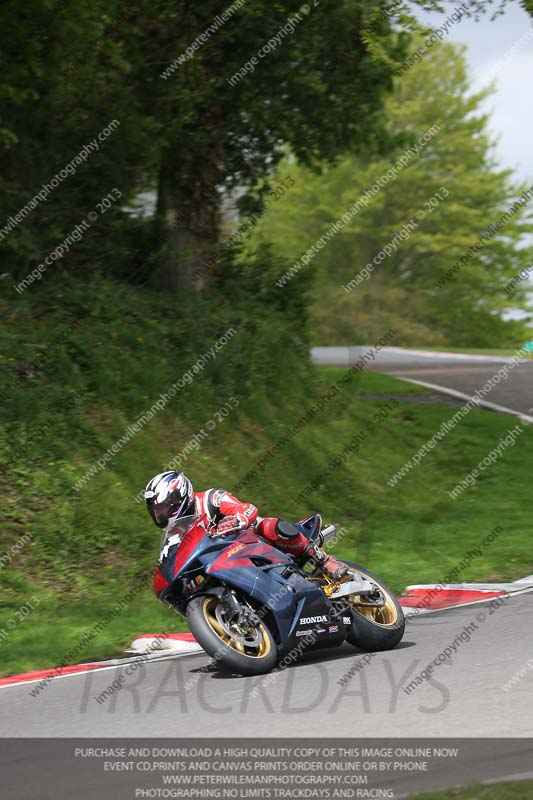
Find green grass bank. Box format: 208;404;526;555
1;278;532;677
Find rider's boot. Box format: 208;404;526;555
302;541;349;581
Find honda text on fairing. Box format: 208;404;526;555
153;513;405;675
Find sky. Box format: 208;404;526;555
416;1;533;182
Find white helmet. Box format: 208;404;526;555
144;471;193;529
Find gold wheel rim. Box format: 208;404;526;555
202;597;272;659
349;571;399;627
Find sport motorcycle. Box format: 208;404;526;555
153;513;405;675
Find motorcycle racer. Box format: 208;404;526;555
144;470;348;580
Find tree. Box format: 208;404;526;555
122;0;420;290
1;0;526;295
0;0;157;282
248;36;533;347
0;0;439;291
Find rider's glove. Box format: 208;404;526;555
217;514;247;534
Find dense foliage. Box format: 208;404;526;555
249;39;533;346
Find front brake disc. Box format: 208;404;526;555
215;605;263;647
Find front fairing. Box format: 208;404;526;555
204;529;342;649
203;528;291;598
157;524;345;651
159;516;220;585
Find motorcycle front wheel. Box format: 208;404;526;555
343;562;405;651
187;594;278;676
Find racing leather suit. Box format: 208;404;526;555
192;488;348;580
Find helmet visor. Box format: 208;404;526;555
153;499;173;527
145;475;192;529
150;491;190;528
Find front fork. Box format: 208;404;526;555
220;588;242;622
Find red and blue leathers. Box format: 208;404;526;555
192;488;347;580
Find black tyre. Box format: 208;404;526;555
187;594;278;676
343;561;405;651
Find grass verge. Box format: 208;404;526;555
408;780;533;799
412;347;533;358
2;291;532;677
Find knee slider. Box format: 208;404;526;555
276;520;300;540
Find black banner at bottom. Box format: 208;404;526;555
1;738;533;800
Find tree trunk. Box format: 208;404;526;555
153;163;220;293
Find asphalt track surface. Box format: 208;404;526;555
1;593;533;797
2;348;533;797
1;593;532;738
312;346;533;418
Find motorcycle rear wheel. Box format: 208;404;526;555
187;594;278;676
343;562;405;651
